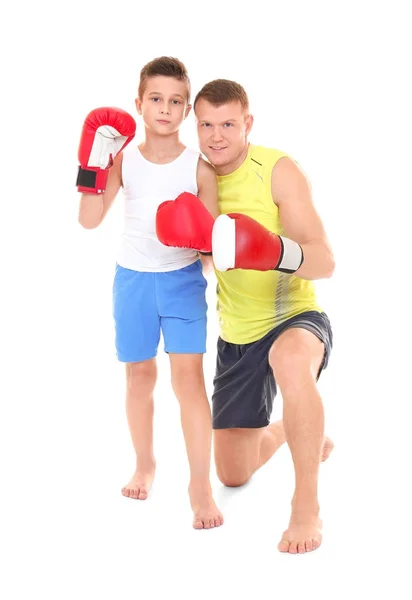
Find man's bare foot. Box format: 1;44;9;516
278;516;323;554
121;463;156;500
189;483;224;530
277;438;333;553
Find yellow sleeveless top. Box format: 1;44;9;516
215;144;322;344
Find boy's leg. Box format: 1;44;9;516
113;265;160;499
159;260;223;528
169;353;223;529
122;359;157;499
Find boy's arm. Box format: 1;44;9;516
196;157;219;218
155;157;219;257
78;154;123;229
199;252;214;275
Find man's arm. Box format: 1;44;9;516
78;154;123;229
272;157;335;280
197;157;219;273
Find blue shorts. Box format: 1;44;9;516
113;260;207;362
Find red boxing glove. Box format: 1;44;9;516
156;192;215;254
212;213;304;273
76;107;136;194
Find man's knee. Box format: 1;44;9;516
215;461;250;488
269;330;323;388
269;348;308;389
214;429;257;487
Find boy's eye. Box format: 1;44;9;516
202;123;211;127
151;97;160;102
223;123;233;127
172;100;181;105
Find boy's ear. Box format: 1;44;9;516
184;104;192;119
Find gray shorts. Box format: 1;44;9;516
212;311;333;429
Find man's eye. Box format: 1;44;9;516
223;123;233;127
151;97;160;102
202;123;211;127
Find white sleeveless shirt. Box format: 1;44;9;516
116;147;200;272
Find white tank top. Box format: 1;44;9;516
116;147;200;272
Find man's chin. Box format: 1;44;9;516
203;151;228;166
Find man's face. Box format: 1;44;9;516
195;99;253;174
135;76;191;135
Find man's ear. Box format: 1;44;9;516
245;113;254;136
135;97;142;115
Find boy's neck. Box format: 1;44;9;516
139;130;186;164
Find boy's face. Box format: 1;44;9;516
195;99;253;173
136;76;191;134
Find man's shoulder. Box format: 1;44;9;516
249;144;290;168
196;154;216;182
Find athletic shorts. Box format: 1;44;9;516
113;260;207;362
212;311;333;429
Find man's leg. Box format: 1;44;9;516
213;331;288;486
269;328;328;553
214;421;286;487
213;325;332;488
214;420;332;487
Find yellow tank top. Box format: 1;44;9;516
215;144;322;344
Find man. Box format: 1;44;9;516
156;79;335;553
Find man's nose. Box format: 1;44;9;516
211;126;223;142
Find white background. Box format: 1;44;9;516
1;1;411;598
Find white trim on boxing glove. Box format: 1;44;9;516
88;126;128;168
212;214;236;271
277;236;304;274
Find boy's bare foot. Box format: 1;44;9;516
121;463;156;500
277;437;334;553
189;483;224;530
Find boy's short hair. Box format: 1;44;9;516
138;56;191;102
194;79;249;111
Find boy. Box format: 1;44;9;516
77;57;222;530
